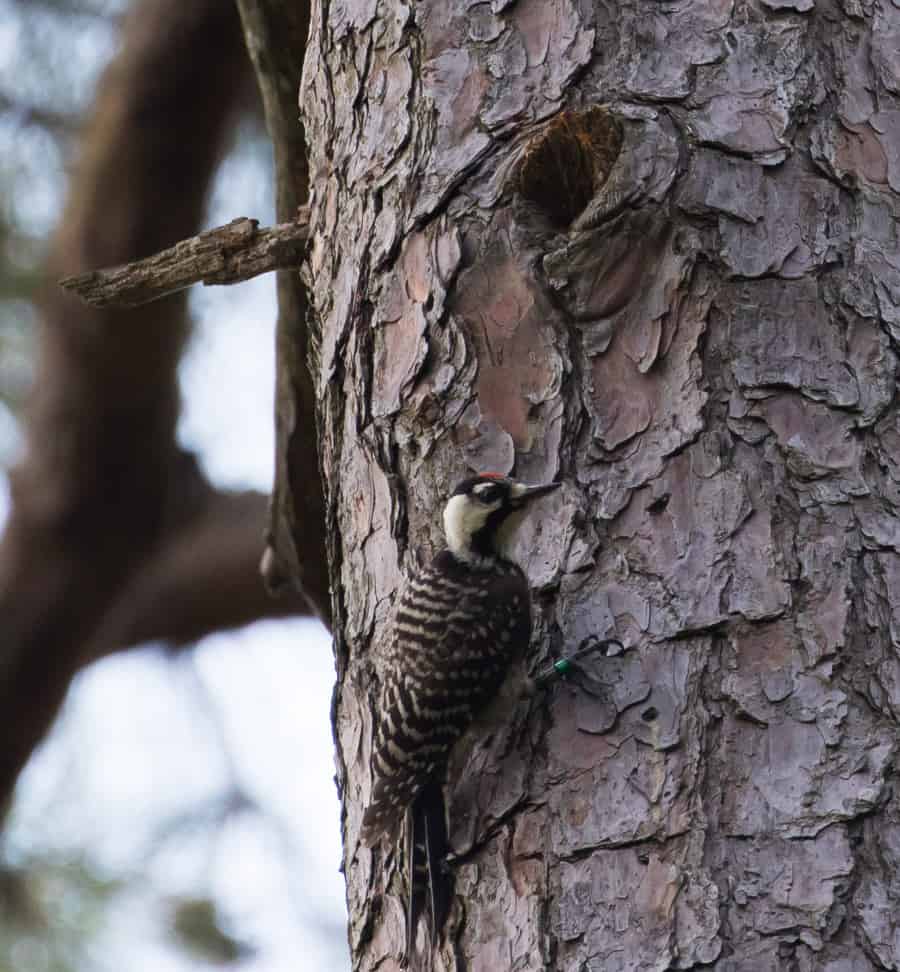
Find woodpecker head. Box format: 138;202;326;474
442;473;560;563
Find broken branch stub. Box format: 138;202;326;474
58;212;310;308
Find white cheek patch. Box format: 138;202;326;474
443;494;499;557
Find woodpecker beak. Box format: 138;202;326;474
510;481;561;507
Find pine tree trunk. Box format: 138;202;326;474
296;2;900;968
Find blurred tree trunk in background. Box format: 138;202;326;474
0;0;317;809
294;1;900;969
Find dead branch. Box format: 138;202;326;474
59;214;309;307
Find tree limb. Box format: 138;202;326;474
235;0;330;621
90;467;308;653
59;214;309;308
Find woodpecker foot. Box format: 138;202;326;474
535;638;623;686
535;657;578;686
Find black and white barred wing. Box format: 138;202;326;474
360;556;529;845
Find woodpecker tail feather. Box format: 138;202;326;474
406;781;452;966
406;801;425;961
422;781;452;940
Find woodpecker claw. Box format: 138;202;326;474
536;639;624;685
535;657;579;685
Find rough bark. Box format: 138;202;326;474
295;0;900;969
0;0;311;808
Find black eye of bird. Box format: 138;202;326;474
475;485;502;504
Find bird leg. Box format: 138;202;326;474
534;637;624;686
